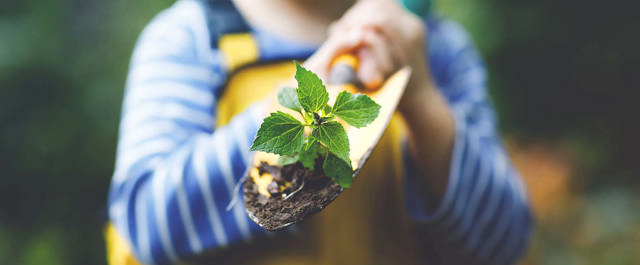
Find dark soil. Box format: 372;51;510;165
243;160;343;231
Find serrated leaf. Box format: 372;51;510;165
317;141;328;157
322;104;332;116
332;91;381;128
311;121;350;165
277;86;302;112
298;139;321;170
323;153;353;188
295;62;329;113
277;155;299;166
250;111;305;156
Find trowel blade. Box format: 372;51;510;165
244;67;412;231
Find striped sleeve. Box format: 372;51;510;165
403;19;534;264
108;1;266;264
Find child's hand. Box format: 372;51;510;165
302;27;365;83
307;0;455;201
305;0;436;114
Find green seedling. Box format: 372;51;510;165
250;61;381;188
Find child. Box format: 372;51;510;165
107;0;533;264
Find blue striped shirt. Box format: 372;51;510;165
108;0;533;264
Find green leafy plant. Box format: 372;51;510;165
250;62;381;188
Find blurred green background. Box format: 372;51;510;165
1;0;638;264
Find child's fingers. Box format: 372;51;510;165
333;0;423;53
357;47;384;89
324;26;403;90
336;1;398;38
304;28;364;80
362;30;400;76
327;21;341;37
356;31;394;90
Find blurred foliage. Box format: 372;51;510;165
0;0;638;264
439;0;640;180
0;0;172;264
438;0;640;264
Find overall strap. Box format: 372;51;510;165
200;0;259;71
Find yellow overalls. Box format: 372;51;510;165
105;29;424;265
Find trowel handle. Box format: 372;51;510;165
328;54;367;91
331;54;359;71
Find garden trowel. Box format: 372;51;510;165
243;55;411;231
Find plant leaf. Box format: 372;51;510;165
250;111;305;156
294;62;329;113
303;112;314;124
311;121;350;165
332;91;381;128
277;155;299;166
298;139;321;170
277;86;302;112
323;153;353;188
322;104;332;116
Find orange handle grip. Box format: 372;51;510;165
331;54;359;69
327;54;364;90
328;54;380;91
